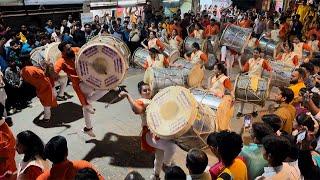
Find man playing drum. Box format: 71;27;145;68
237;48;272;117
54;42;107;137
119;81;177;180
204;19;220;38
184;42;208;66
21;62;57;121
209;63;233;98
189;23;204;40
276;42;299;67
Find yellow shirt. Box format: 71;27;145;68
289;81;306;104
296;4;310;23
228;158;248;180
275;103;296;134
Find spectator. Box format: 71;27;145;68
61;27;75;45
186;148;211;180
261;114;282;134
164;165;186;180
72;23;86;47
240;122;273;179
16;130;50;179
60;19;68;34
75;168;99;180
124;171;145;180
37;135;103;179
0;103;17;179
51;26;62;43
84;24;94;43
257;135;300;179
44;19;54;36
274;87;296;134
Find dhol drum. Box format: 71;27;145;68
191;88;234;132
234;74;271;106
45;42;67;77
220;24;252;53
144;58;204;92
76;41;127;90
90;35;130;67
262;61;295;88
30;46;47;69
162;43;180;63
258;35;281;58
146;86;216;151
132;47;149;68
184;37;204;53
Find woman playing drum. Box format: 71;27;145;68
141;31;165;52
168;29;183;52
119;81;177;180
143;48;169;70
237;48;272;117
189;23;204;40
209;63;233;98
184;42;208;66
276;42;299;67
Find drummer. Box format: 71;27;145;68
204;19;220;38
141;31;165;52
189;23;204;40
209;63;233;98
143;48;169;70
119;81;177;180
292;36;313;63
184;42;208;66
168;29;183;52
54;42;108;137
21;61;57;121
237;48;272;117
276;42;299;67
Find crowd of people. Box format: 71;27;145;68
2;0;320;179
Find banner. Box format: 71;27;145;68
24;0;84;5
200;0;232;9
0;0;23;5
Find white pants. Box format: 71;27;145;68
146;132;177;175
0;88;7;118
55;76;68;97
44;106;51;119
221;46;235;77
79;82;108;129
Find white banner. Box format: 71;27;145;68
200;0;232;8
24;0;84;5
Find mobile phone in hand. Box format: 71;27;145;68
297;130;307;142
244;115;252;128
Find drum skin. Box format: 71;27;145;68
220;24;252;53
30;46;47;69
76;41;127;90
45;42;67;77
234;74;270;106
91;34;130;68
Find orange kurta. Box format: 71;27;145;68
21;66;57;107
36;160;104;180
54;48;88;106
0;120;17;179
204;24;219;37
239;20;251;28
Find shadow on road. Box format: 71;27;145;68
84;132;154;168
33;102;83;128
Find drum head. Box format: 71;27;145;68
30;46;47;68
146;86;198;139
187;64;204;87
76;42;127;90
45;42;61;63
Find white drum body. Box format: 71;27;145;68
45;42;67;77
132;47;149;68
30;46;47;69
162;43;180;63
262;61;295;88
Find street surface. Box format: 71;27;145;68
10;66;276;179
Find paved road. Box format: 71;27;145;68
10;67;276;179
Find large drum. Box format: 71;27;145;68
76;41;127;90
45;42;67;77
184;37;204;53
258;35;281;58
132;48;149;68
30;46;47;69
191;88;234;132
146;86;216;151
162;43;180;63
144;58;204;92
262;61;295;88
234;74;271;106
90;35;130;67
220;24;252;53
